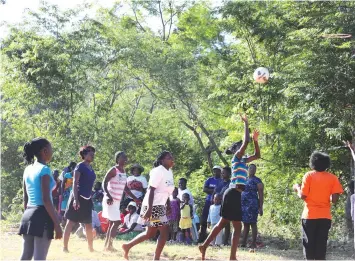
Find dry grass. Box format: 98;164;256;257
0;231;353;261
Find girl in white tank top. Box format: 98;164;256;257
102;152;141;252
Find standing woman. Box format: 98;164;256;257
102;151;141;252
240;164;264;252
122;151;175;260
199;114;260;260
63;145;96;252
19;138;62;260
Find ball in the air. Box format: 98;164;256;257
253;67;269;83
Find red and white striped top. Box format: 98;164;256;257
107;168;127;202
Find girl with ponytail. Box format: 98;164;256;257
122;151;175;260
19;138;62;260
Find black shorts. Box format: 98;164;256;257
65;194;93;224
220;188;242;221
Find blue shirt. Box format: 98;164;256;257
231;155;248;187
214;180;231;195
24;161;56;206
75;162;96;198
204;177;221;202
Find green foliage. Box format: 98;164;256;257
1;0;355;244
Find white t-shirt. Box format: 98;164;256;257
126;175;148;199
142;165;175;206
124;212;143;231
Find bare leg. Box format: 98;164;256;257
106;221;120;251
122;227;157;260
250;223;257;249
104;221;114;249
223;221;231;245
63;220;75;252
85;223;94;252
199;218;229;260
241;223;250;247
154;225;168;260
230;221;242;260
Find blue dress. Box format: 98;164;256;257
241;176;262;223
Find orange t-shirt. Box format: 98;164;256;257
301;171;343;219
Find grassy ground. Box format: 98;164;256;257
1;231;353;261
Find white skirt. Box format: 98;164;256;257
102;195;121;221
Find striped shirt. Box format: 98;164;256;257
107;168;127;202
230;155;248;187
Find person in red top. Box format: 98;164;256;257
293;151;343;260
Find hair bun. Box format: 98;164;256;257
23;142;33;155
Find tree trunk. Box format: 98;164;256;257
182;121;213;172
197;121;228;166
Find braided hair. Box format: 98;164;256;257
153;150;171;167
23;138;50;165
115;151;126;164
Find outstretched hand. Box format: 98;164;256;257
240;113;248;123
252;129;259;141
344;140;354;151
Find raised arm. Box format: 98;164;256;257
246;130;260;163
346;141;355;161
236;114;250;159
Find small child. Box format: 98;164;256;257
208;194;223;246
179;193;193;244
168;187;180;242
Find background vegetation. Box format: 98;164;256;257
1;0;355;246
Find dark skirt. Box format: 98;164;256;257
220;188;242;221
64;194;93;224
18;206;54;239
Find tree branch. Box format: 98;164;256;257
166;1;173;41
158;1;166;41
132;7;146;32
129;95;142;122
182;121;213;172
